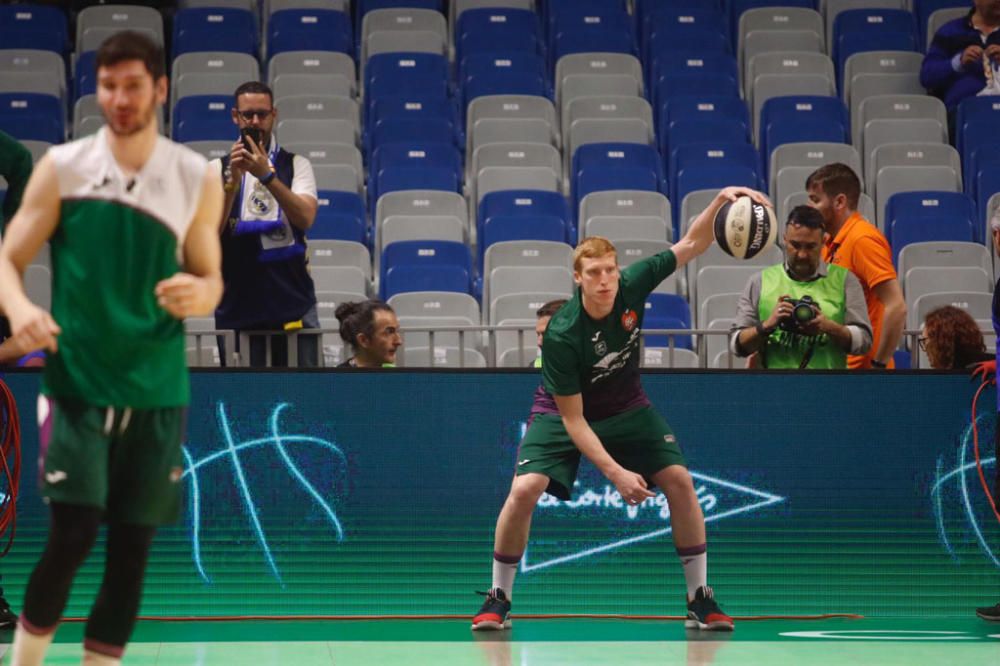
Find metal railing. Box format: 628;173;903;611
187;325;998;370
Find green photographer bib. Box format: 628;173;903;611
758;263;849;369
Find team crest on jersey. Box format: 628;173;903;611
594;340;608;356
621;309;638;332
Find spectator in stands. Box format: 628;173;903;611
336;300;402;368
921;305;992;369
212;81;319;367
533;299;567;367
806;163;906;369
730;206;872;369
920;0;1000;113
0;129;33;236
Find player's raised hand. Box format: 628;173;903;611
717;186;772;208
610;468;656;505
8;301;60;353
155;273;216;319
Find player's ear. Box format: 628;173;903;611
154;75;167;105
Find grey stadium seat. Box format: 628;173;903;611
475;167;560;211
694;266;761;322
842;51;923;107
173;73;250;108
699;292;741;330
898;242;992;295
77;5;163;53
398;346;487;368
560;75;642;120
741;30;824;96
738;6;824;56
276;118;356;147
0;73;62;101
848;74;926;151
361;9;447;71
867;141;959;201
487;266;573;324
564;96;654;175
875;165;961;229
554;53;644;105
863;120;949;186
20;141;52;165
773;166;818;214
927;7;969;49
0;49;65;100
276;95;359;132
315;290;367;319
306;241;372;283
855;93;948;151
269;51;356;99
318;317;345;367
703;319;736;367
310;265;368;296
642;347;700;369
390;290;484;352
579;190;671;243
616;240;679;295
904;267;993;306
468;143;561;211
747;50;835;113
688;245;782;313
479;241;572;326
171;52;259;89
466;95;560;159
768;142;862;198
184;140;232;161
781;191;876;228
909;291;993;333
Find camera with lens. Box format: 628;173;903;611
778;295;818;333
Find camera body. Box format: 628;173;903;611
778;295;817;333
241;127;263;151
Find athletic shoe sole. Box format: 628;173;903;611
471;619;512;631
685;617;735;631
976;611;1000;622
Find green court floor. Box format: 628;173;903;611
2;617;997;665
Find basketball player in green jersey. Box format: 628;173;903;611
0;32;223;666
473;186;771;633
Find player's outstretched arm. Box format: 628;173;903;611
0;155;62;353
156;165;224;319
553;393;655;506
671;186;771;269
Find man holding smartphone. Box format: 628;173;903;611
212;81;320;367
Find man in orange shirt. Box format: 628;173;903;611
806;163;907;369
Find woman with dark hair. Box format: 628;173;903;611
922;305;992;369
335;300;402;367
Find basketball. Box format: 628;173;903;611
713;196;777;259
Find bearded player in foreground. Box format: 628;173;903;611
0;31;222;665
473;186;772;632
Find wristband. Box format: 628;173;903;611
870;359;887;369
258;171;276;186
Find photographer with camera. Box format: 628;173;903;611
730;206;872;369
211;81;320;367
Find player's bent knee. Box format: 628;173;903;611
657;464;694;491
508;473;548;507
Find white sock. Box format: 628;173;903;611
678;545;707;601
491;552;520;598
10;623;55;666
82;648;121;666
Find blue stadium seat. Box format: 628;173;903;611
366;95;458;155
312;190;368;245
369;117;456;161
171;95;234;143
965;139;1000;210
661;94;750;155
365;53;450;128
956;97;1000;179
0;93;63;144
663;119;750;166
477;190;571;270
460;57;549;109
369;141;462;213
651;64;740;118
75;51;97;101
455;8;543;66
641;6;728;70
893;348;911;369
268;9;352;59
0;4;68;54
833;9;918;84
544;0;628;39
644;293;693;349
669;142;760;205
572;143;666;218
172;7;257;59
885;191;976;262
380;239;472;300
759;96;848;178
648;52;739;115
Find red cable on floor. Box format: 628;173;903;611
970;379;1000;525
0;378;20;558
60;613;864;623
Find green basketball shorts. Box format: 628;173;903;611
37;395;187;526
516;406;687;500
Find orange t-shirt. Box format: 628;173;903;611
821;212;897;369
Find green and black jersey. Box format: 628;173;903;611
41;128;209;408
536;250;677;422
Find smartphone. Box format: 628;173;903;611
241;127;263;151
